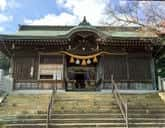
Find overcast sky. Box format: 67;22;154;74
0;0;164;33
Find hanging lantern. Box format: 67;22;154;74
81;59;87;66
75;59;80;65
87;59;91;64
93;56;98;63
69;56;74;63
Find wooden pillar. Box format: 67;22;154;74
62;54;66;91
102;55;105;90
37;53;40;80
151;58;157;90
9;53;15;90
96;55;102;91
126;54;130;89
64;55;67;91
158;76;164;91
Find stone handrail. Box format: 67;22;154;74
46;77;57;128
111;75;128;128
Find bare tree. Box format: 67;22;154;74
105;1;165;32
105;0;165;78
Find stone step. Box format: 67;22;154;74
4;118;165;127
49;122;126;127
4;119;47;124
55;97;163;101
128;105;165;109
53;104;119;109
51;127;164;128
4;118;125;124
6;116;163;120
1;113;124;120
54;97;116;100
4;113;123;119
6;113;165;120
128;122;165;127
51;112;165;118
53;109;165;113
128;109;165;113
129;127;165;128
53;105;165;110
54;102;117;107
5;122;165;128
50;118;165;123
5;123;126;128
50;118;125;123
53;110;121;113
128;118;165;123
124;102;165;105
16;114;47;119
5;124;46;128
128;114;165;118
51;113;123;118
54;101;165;106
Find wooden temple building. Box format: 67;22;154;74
0;17;163;91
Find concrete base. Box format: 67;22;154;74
12;89;52;94
56;89;66;92
101;89;158;94
11;89;159;94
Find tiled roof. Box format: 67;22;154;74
0;17;159;39
10;25;157;38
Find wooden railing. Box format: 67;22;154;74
111;75;128;128
46;78;57;128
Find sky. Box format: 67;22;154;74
0;0;111;33
0;0;164;34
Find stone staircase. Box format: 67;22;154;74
2;114;47;128
49;92;125;128
49;92;165;128
2;92;165;128
126;93;165;128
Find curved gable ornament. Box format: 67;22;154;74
64;17;108;55
65;16;107;39
79;16;91;26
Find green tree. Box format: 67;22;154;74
157;56;165;77
0;54;10;74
